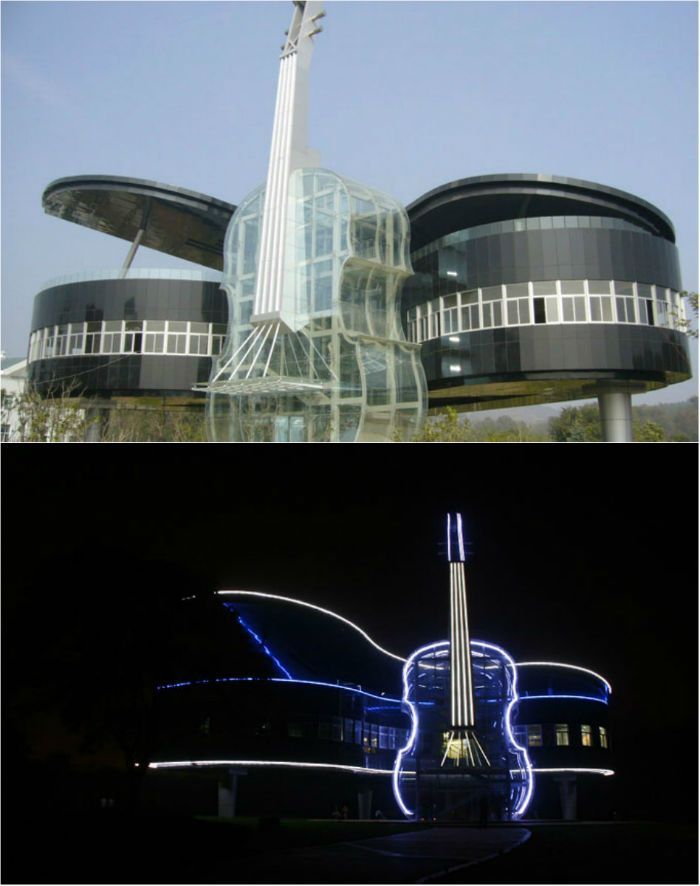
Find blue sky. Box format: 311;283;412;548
2;0;697;408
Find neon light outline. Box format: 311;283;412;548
149;760;393;775
392;639;534;819
529;767;614;776
515;662;612;694
156;676;403;705
215;593;611;699
216;590;405;662
518;694;608;705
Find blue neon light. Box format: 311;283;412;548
227;609;294;680
156;676;403;705
518;694;608;705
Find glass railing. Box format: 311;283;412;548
40;268;224;290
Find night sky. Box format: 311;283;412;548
3;445;698;822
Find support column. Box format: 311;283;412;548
555;776;578;820
119;228;145;278
357;788;373;819
217;768;244;818
598;390;633;442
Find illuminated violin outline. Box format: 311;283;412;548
392;514;534;819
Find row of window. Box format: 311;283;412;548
516;723;609;749
411;214;653;262
28;320;229;363
288;716;409;751
406;279;685;342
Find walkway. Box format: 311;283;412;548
238;825;531;883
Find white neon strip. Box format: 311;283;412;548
457;512;465;562
216;591;405;662
518;694;608;705
529;768;614;777
446;514;452;562
460;564;474;726
515;662;612;695
149;760;393;776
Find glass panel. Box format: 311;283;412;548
614;281;634;296
588;280;610;294
545;297;559;323
533;281;557;296
506;283;529;299
481;285;502;302
561;280;584;294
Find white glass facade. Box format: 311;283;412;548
406;280;685;344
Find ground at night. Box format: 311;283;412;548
2;815;696;884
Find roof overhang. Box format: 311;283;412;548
42;175;236;270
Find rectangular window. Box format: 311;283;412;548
481;285;501;302
344;718;354;743
561;280;585;295
588;280;611;295
599;726;608;748
506;283;529;299
545;296;559;323
533;281;557;296
527;724;543;747
144;333;165;353
555;724;569;746
460;304;479;331
534;297;546;324
507;298;530;326
331;716;343;742
581;724;592;747
614;281;634;297
167;333;187;354
482;301;503;328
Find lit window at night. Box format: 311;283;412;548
599;726;609;749
581;724;592;747
527;724;543;747
555;723;569;746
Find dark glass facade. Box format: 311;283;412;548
27;275;228;398
405;174;692;409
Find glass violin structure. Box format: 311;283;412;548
393;514;534;820
201;1;426;441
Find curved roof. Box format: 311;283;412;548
216;591;405;696
407;173;675;252
42;175;236;270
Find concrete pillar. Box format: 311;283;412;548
556;776;578;820
598;390;633;442
357;788;373;819
217;769;240;818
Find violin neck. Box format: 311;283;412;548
252;1;324;331
447;513;474;729
450;559;475;728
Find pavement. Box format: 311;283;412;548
234;825;531;884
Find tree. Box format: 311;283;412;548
549;404;602;442
1;384;96;442
633;420;666;442
410;406;477;441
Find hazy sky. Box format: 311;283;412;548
2;0;697;407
